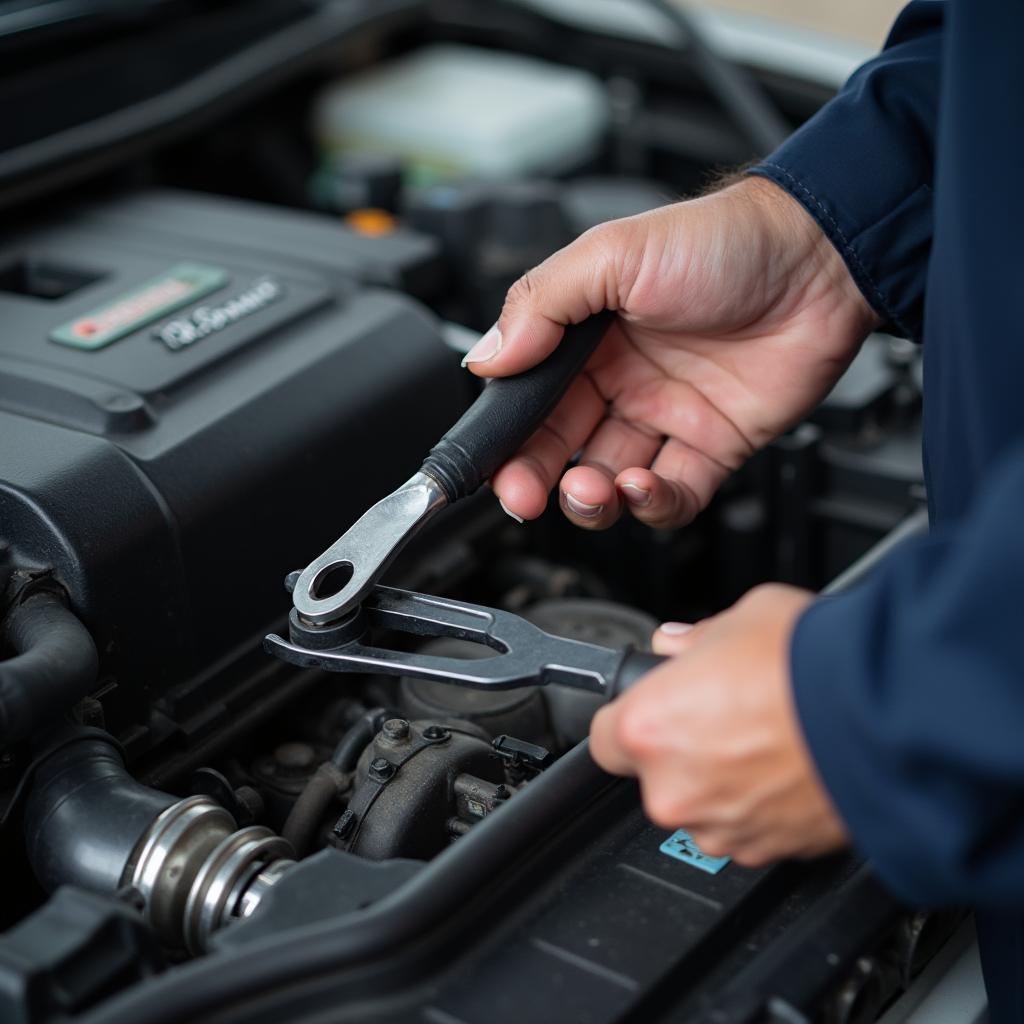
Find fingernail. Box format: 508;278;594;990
499;499;524;524
659;622;693;636
461;324;502;367
621;483;651;507
564;492;603;519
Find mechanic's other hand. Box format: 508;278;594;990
468;177;878;528
589;584;848;866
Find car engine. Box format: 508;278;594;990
0;3;959;1023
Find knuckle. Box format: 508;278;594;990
614;704;655;759
643;789;690;830
731;845;772;868
747;582;796;605
738;582;777;610
578;220;620;253
503;267;539;311
577;221;635;305
690;832;730;859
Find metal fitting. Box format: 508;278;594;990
382;718;410;741
369;757;397;782
124;795;294;953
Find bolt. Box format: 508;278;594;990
369;757;396;782
494;784;510;802
233;786;264;824
422;725;450;742
382;718;410;740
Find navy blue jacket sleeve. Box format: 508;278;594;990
749;2;1024;912
792;444;1024;909
748;2;943;342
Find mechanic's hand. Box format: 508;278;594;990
465;177;879;528
589;585;848;866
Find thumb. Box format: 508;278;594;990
464;221;629;378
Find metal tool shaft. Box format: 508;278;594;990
290;472;447;625
289;312;614;627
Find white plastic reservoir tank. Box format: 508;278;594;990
313;44;610;183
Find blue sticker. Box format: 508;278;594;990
659;829;731;874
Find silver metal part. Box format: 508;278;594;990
124;795;295;952
125;796;235;948
183;826;293;954
291;471;448;625
236;857;295;921
823;506;929;596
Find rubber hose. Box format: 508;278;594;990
330;707;398;771
282;707;398;855
0;591;99;745
24;727;175;894
280;762;347;857
647;0;790;153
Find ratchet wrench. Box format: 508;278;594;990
273;308;666;699
290;310;615;627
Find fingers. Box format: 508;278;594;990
589;703;636;777
558;464;618;526
561;422;735;532
613;435;731;529
614;465;701;529
616;376;755;476
651;621;698;656
557;415;663;528
464;221;633;378
490;374;607;520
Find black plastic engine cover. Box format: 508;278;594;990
0;189;466;728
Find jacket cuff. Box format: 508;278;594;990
747;162;928;341
746;6;941;342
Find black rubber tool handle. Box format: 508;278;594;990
421;310;615;502
606;650;668;701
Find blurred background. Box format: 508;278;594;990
701;0;903;46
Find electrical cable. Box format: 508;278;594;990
645;0;790;154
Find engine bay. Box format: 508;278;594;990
0;3;952;1022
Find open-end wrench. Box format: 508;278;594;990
266;585;666;701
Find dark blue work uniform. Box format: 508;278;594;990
751;2;1024;1018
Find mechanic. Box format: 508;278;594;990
461;1;1023;1017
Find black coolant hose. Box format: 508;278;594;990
0;589;99;746
23;727;175;894
281;762;347;857
281;707;398;855
331;707;399;772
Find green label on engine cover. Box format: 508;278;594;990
50;262;228;350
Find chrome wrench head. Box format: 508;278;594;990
290;471;448;626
